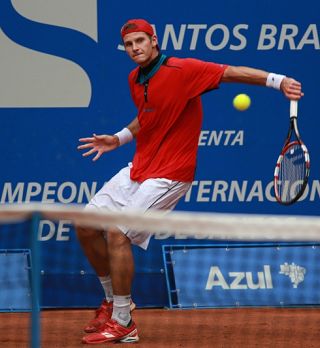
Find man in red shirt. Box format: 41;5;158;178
78;19;303;344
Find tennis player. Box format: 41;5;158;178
77;19;303;344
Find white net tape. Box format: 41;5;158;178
0;203;320;241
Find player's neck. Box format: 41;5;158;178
140;52;161;75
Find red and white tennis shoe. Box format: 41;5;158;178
84;299;136;333
82;319;139;344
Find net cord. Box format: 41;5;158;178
0;203;319;241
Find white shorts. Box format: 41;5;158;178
85;164;191;249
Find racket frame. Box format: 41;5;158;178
274;101;310;205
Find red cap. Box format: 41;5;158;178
121;19;154;39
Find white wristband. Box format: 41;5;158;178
266;73;286;90
114;127;133;146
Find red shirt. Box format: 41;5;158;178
128;57;227;182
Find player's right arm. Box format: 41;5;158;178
221;65;303;100
77;117;140;161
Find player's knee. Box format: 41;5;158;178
107;228;130;249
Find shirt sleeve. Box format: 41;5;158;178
182;58;228;99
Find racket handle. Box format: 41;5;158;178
290;100;298;118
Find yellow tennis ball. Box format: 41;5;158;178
233;94;251;111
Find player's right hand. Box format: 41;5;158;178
280;78;304;100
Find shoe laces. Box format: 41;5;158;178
105;319;133;332
105;319;125;332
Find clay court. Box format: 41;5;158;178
1;307;320;347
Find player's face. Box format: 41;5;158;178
123;32;158;67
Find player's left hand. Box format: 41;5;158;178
281;78;304;100
77;133;119;161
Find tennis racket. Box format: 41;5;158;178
274;100;310;205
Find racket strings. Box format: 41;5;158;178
277;143;306;203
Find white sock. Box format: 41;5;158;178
98;275;113;303
112;295;131;327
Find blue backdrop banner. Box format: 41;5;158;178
0;0;319;308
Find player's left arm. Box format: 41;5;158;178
77;117;140;161
221;65;304;100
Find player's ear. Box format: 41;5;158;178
151;35;158;48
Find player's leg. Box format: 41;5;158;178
107;227;134;325
107;228;134;296
81;227;139;344
102;178;191;327
81;166;139;344
77;166;138;335
82;177;191;344
76;226;115;332
76;227;109;276
107;177;191;325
